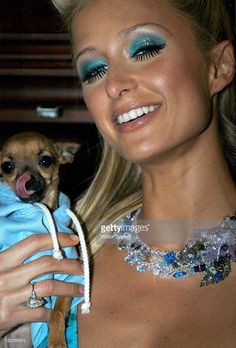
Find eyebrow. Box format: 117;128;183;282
118;22;167;37
75;47;97;62
75;22;167;62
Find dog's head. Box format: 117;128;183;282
0;132;80;203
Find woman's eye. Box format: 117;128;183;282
132;43;166;62
80;65;108;85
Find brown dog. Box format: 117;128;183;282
0;131;80;348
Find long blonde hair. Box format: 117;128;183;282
52;0;236;256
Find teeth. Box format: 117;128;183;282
123;113;130;122
142;107;149;114
137;108;143;117
117;115;123;124
116;105;159;124
129;110;138;119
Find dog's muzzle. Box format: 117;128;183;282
14;172;46;202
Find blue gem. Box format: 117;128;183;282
130;256;139;264
215;272;223;281
164;252;176;265
159;260;166;268
188;268;195;275
137;266;146;273
209;266;217;274
173;271;187;278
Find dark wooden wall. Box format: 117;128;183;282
0;0;100;200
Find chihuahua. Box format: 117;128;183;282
0;131;80;348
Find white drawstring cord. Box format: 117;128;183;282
35;203;63;261
34;202;91;314
66;208;91;314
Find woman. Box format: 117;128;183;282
1;0;236;346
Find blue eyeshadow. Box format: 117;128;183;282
79;59;108;78
129;34;166;56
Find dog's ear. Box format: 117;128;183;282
56;142;81;164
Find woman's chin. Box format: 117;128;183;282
121;149;163;165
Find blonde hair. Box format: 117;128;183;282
75;140;142;255
52;0;236;256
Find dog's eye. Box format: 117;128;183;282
1;161;15;174
38;156;55;168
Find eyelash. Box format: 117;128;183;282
132;43;166;61
79;43;165;85
80;65;108;85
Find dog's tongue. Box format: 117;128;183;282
15;173;35;199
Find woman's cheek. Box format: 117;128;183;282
82;87;102;123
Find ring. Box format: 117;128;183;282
26;283;45;308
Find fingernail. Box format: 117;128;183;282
79;285;84;294
69;234;80;242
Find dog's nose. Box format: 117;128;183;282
26;172;45;192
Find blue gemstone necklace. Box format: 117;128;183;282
113;210;236;286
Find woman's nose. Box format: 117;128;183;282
105;64;138;99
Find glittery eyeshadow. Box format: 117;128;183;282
79;59;108;79
129;33;166;57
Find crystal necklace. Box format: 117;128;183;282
112;210;236;286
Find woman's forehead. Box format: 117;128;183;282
71;0;189;49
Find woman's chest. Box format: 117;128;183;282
78;247;236;348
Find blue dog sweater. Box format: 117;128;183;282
0;181;83;347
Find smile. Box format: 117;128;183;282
116;105;160;124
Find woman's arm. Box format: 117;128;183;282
0;233;83;338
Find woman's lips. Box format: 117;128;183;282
116;105;160;124
114;104;161;132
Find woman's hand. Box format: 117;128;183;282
0;233;83;338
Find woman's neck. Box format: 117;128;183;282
140;130;236;221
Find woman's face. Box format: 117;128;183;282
72;0;213;163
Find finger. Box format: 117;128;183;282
1;307;51;330
10;280;83;308
0;256;83;290
0;289;51;331
17;307;51;324
0;280;84;331
0;233;80;270
35;279;84;298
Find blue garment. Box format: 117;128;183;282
0;181;83;348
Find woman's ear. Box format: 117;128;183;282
208;40;235;96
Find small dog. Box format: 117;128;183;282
0;131;80;347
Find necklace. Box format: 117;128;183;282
113;211;236;286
